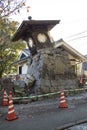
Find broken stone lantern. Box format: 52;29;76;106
12;19;77;94
12;20;60;55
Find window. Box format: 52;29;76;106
19;66;22;74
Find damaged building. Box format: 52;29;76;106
12;19;86;94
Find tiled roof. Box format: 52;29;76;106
23;49;30;56
12;49;31;65
12;20;60;42
55;39;87;62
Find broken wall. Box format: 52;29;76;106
27;47;78;94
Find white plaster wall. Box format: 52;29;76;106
22;64;28;74
18;63;28;75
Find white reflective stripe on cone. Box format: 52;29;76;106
61;96;65;99
60;100;66;103
9;100;13;103
3;99;8;101
8;104;14;109
8;109;15;114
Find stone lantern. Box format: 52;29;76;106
12;19;60;93
12;19;62;94
12;19;60;55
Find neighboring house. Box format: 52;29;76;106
14;39;86;77
55;39;87;76
11;49;33;88
78;55;87;76
11;39;87;90
14;49;31;75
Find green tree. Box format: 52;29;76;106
0;0;30;78
0;18;26;78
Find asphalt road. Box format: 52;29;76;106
1;93;87;130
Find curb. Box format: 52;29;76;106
54;118;87;130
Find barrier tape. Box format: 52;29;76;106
13;91;60;100
12;87;87;100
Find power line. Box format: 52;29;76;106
67;30;87;38
67;35;87;42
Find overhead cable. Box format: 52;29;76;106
67;30;87;38
67;35;87;42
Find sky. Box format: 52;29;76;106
11;0;87;55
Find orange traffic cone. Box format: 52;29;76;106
6;91;18;121
2;90;9;106
59;90;68;108
80;77;83;84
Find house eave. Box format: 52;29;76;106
12;57;30;65
54;39;87;62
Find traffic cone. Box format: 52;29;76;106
59;90;68;108
80;77;83;84
6;91;18;121
2;90;9;106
